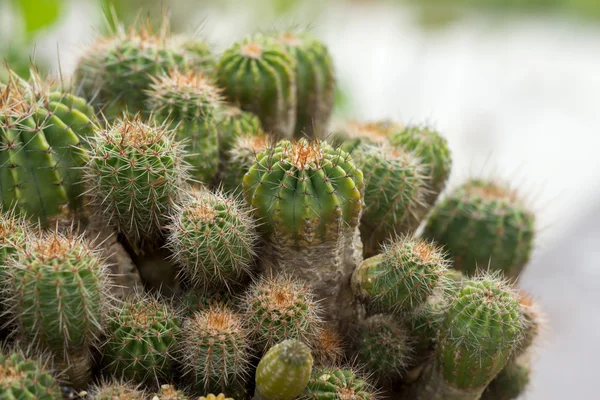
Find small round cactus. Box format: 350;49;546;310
423;179;535;279
255;339;313;400
242;275;322;351
0;209;30;267
87;380;145;400
85;115;189;251
146;70;221;183
167;189;257;290
181;304;250;393
309;327;345;367
330;120;398;153
352;237;449;314
217;33;296;139
216;104;263;163
221;131;269;196
274;30;335;139
304;367;378;400
172;34;217;76
0;349;62;400
102;294;180;385
152;384;189;400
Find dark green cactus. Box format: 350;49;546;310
304;367;377;400
216;104;263;164
423;179;535;279
482;357;531;400
0;349;62;400
167;189;257;290
146;70;221;184
275;30;335;139
221;131;269;196
217;33;296;139
254;339;313;400
102;294;180;385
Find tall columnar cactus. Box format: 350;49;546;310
352;237;449;314
146;70;221;183
88;380;145;400
423;179;535;279
74;17;191;119
181;304;250;393
216;104;263;163
0;349;62;400
243;139;363;331
304;367;377;400
167;189;257;290
1;72;98;223
354;144;429;255
102;294;180;385
85;115;189;251
217;33;296;139
413;275;525;400
243;275;322;351
274;30;335;139
222;132;269;195
254;339;313;400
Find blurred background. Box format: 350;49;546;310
1;0;599;398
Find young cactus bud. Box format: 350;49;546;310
102;294;180;385
482;357;531;400
221;132;270;196
181;304;250;393
216;104;263;163
243;275;322;352
217;33;296;139
0;349;62;400
254;339;313;400
87;380;145;400
274;30;335;139
423;179;535;279
166;189;257;291
146;70;221;183
85;115;189;252
352;237;449;314
304;367;378;400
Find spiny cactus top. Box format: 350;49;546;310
331;120;398;153
217;33;296;139
424;178;535;278
0;349;62;400
304;367;377;400
85;115;189;251
217;104;263;163
87;380;145;399
152;384;189;400
1;232;113;354
255;339;313;400
0;209;30;266
222;131;270;196
309;327;345;367
243;139;363;247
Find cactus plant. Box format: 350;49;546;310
166;189;257;291
179;289;237;317
274;30;335;139
172;35;217;76
199;395;234;400
152;384;189;400
217;33;296;139
222;131;270;195
216;104;263;163
309;327;345;367
0;209;30;267
146;70;221;184
482;357;531;400
423;178;535;279
330;120;398;153
304;367;378;399
88;380;145;400
254;339;313;400
0;348;62;400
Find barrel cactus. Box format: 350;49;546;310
0;349;62;400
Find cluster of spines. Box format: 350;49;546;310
304;367;378;400
0;348;62;400
221;131;270;196
86;379;145;399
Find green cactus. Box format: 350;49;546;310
146;70;221;184
217;33;296;139
482;357;531;400
423;179;535;279
88;380;145;400
352;237;449;314
275;31;335;139
221;131;270;196
173;35;217;76
181;305;250;394
242;275;322;351
406;293;447;369
1;72;98;223
254;339;313;400
0;349;62;400
152;384;189;400
167;189;257;290
304;367;377;400
85;115;189;252
199;395;234;400
330;120;397;153
354;144;429;255
0;209;30;267
102;294;180;385
216;104;263;163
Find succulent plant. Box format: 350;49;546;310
221;131;270;196
152;384;189;400
330;120;398;153
254;339;313;400
87;379;145;400
423;179;535;279
482;357;531;400
0;209;30;267
172;35;217;76
217;33;296;139
0;349;62;400
304;367;377;400
178;289;237;317
216;104;263;164
309;327;345;367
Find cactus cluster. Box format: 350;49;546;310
0;10;541;400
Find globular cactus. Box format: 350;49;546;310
172;35;217;76
216;104;263;163
179;289;237;317
222;132;269;196
167;189;257;291
1;71;98;223
406;293;447;373
181;304;250;394
254;339;313;400
102;294;180;385
242;275;322;352
304;367;378;400
243;139;363;331
0;349;62;400
85;115;189;252
217;33;296;139
330;120;398;153
274;30;335;139
412;275;525;400
354;315;412;380
482;357;531;400
199;395;234;400
0;209;30;266
146;70;221;183
423;179;535;279
87;380;145;400
353;144;429;255
352;237;449;314
152;384;189;400
309;327;345;367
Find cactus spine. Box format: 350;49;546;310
222;132;269;196
0;349;62;400
217;104;263;164
254;339;313;400
304;367;377;400
217;33;296;139
88;380;145;399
